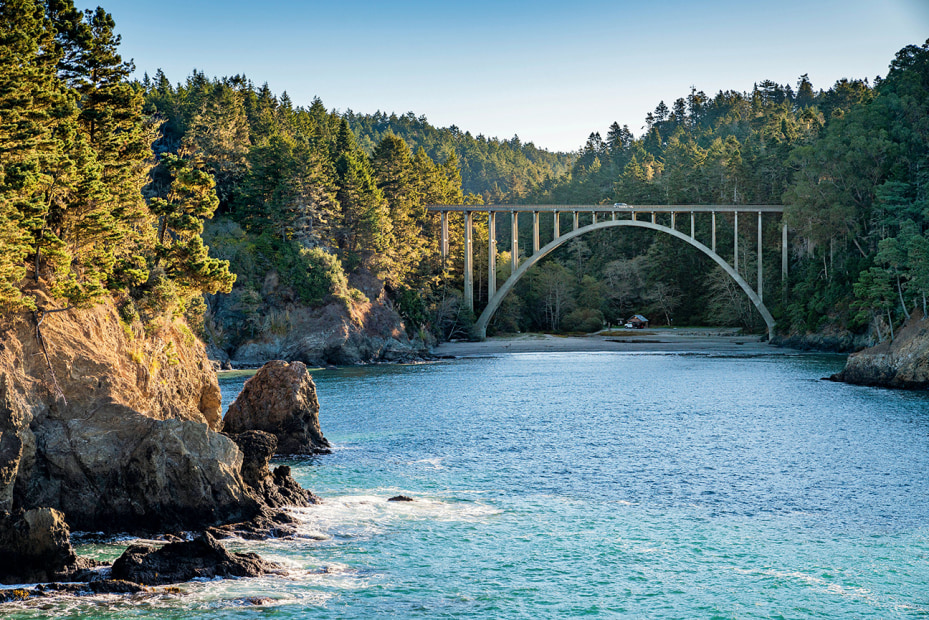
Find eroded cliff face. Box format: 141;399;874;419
221;270;429;367
831;311;929;389
1;289;222;429
0;288;256;532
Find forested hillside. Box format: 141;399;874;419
497;44;929;346
346;111;573;201
0;0;233;326
2;0;926;352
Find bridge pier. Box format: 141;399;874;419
782;223;788;283
533;211;540;254
734;211;739;273
553;211;560;238
440;211;449;259
511;211;519;273
758;212;763;303
464;211;473;312
488;211;496;299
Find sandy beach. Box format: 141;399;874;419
432;327;803;357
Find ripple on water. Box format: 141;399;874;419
7;352;929;619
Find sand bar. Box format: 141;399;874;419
433;328;808;357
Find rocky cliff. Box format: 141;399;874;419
831;311;929;389
207;268;429;368
0;287;257;532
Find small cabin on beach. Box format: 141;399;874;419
627;314;649;329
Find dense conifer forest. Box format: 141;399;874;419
2;0;927;347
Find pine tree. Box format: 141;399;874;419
147;154;234;310
333;120;390;271
0;0;74;310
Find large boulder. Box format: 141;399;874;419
0;286;272;534
18;402;260;533
0;508;97;584
831;312;929;389
110;531;278;585
223;361;330;455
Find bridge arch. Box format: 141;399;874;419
475;218;775;339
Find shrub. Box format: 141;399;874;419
562;308;604;333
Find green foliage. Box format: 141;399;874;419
346;110;572;202
292;246;348;305
0;0;229;329
562;308;604;333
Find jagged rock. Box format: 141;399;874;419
18;404;260;533
0;507;99;584
387;495;414;502
0;581;147;602
227;431;319;507
831;312;929;389
226;294;429;367
223;361;331;455
110;531;279;585
208;505;320;541
772;323;869;353
0;374;31;514
0;288;256;535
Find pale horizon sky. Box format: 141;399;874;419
78;0;928;152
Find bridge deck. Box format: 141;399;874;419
426;204;784;213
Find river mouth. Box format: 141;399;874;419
9;350;929;619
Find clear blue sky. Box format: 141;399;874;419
79;0;928;152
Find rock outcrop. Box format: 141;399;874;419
205;263;429;367
223;361;331;455
227;430;320;507
772;322;870;353
0;288;260;533
831;312;929;389
0;508;98;584
110;531;279;585
227;296;428;367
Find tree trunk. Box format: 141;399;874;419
896;276;910;320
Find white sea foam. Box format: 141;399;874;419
284;493;501;541
408;456;446;469
734;567;876;603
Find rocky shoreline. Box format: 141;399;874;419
829;312;929;389
0;289;333;595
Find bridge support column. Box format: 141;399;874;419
488;212;497;299
782;223;788;283
712;211;716;252
592;212;597;225
533;211;540;254
511;211;519;273
690;212;695;239
573;211;579;231
440;211;448;259
651;211;656;224
671;212;676;230
757;212;763;303
734;211;739;273
553;211;560;239
464;211;473;312
612;211;617;221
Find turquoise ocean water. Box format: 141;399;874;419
5;351;929;618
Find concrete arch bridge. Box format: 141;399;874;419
426;204;787;339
